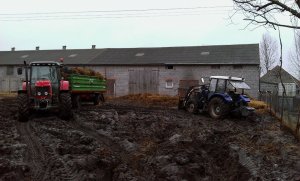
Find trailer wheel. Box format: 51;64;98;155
186;100;198;113
17;93;30;122
72;95;81;109
94;94;100;105
60;93;73;120
208;97;229;119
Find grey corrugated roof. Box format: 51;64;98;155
0;44;259;65
90;44;259;65
0;49;106;65
261;66;300;85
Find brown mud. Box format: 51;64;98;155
0;97;299;181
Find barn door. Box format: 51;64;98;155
106;79;115;97
129;68;159;94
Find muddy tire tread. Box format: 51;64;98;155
17;93;30;122
60;93;73;120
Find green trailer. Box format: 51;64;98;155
67;74;107;108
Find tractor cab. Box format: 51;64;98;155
208;76;251;103
30;61;62;97
18;61;64;109
178;76;254;119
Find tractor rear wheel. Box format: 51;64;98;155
60;93;73;120
208;97;229;119
17;93;30;122
186;100;198;114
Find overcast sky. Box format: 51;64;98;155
0;0;297;75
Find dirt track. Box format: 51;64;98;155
0;97;300;181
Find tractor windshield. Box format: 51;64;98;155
228;80;250;90
31;66;58;83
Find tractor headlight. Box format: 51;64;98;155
44;92;48;96
37;92;41;96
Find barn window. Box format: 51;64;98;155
233;65;243;69
165;80;174;89
6;66;14;75
211;65;220;69
165;65;173;69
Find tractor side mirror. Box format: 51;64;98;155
17;67;23;75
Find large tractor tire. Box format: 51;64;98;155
17;93;30;122
59;93;73;120
208;97;229;119
186;99;198;114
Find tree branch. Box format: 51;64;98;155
244;18;300;29
233;0;300;29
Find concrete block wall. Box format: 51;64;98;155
90;64;260;99
0;66;23;92
91;65;161;97
158;65;260;98
0;64;259;98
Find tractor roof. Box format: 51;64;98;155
30;61;62;66
209;76;250;89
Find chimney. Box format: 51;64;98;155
36;46;40;50
11;47;15;51
92;45;96;49
62;45;67;50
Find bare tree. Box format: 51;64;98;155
233;0;300;29
260;33;278;75
290;30;300;79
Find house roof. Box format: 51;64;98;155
0;44;259;65
260;66;300;85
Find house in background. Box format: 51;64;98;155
0;44;260;98
260;66;300;97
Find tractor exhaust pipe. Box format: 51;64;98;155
23;61;30;97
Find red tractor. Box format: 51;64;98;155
17;61;72;122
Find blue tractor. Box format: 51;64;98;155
178;76;255;119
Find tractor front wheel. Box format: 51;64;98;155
17;93;30;122
60;93;73;120
208;97;229;119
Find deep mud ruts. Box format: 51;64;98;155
0;97;300;181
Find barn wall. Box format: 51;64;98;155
159;65;259;98
89;64;260;99
0;66;22;92
88;65;160;97
0;64;259;98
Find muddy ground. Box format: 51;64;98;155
0;97;300;181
